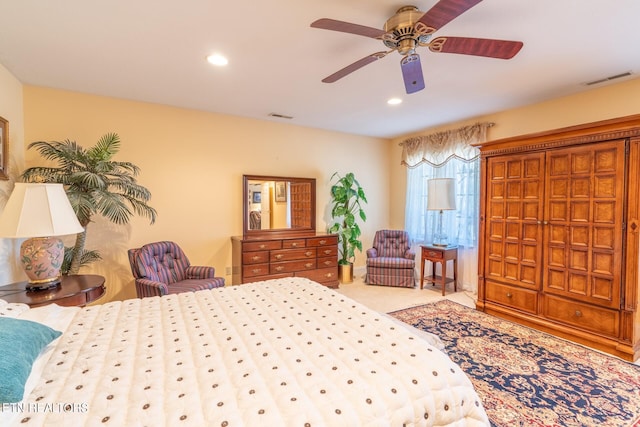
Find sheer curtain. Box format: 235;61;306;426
401;123;491;292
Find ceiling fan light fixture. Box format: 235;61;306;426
387;98;402;105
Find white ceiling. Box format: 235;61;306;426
1;0;639;139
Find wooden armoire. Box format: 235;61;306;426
476;114;640;361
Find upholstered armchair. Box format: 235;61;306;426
128;241;225;298
365;230;416;287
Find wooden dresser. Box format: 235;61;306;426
476;114;640;361
231;233;339;288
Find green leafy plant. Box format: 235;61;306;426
21;133;157;274
328;172;367;265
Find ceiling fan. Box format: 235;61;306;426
311;0;523;94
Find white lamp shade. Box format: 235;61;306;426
0;183;83;238
427;178;456;211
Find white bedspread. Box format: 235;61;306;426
5;278;489;426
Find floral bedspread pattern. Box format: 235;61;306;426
10;278;489;426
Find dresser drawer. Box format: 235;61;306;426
316;246;338;257
271;259;316;274
297;267;338;284
542;295;619;337
271;248;316;262
317;256;337;269
307;236;338;247
243;240;281;251
242;251;269;264
283;239;306;249
243;263;271;278
485;281;538;314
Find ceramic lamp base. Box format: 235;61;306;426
20;236;65;290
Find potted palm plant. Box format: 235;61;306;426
21;133;157;274
328;172;367;283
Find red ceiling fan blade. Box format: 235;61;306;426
322;51;390;83
429;36;523;59
417;0;482;32
311;18;386;39
400;54;425;94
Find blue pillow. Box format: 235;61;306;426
0;317;62;403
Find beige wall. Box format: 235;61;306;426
0;64;25;285
389;77;640;229
22;86;390;302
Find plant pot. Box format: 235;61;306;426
339;263;353;284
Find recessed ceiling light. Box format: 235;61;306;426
206;53;228;66
387;98;402;105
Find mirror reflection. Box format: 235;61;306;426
243;175;315;236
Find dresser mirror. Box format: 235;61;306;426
243;175;316;238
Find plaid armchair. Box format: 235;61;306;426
128;241;225;298
365;230;416;287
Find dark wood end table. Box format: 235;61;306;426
0;274;106;308
420;245;458;296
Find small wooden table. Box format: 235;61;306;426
0;274;106;308
420;245;458;295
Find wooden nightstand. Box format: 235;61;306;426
0;274;106;308
420;245;458;295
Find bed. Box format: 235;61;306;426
0;277;489;426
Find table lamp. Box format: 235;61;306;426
0;183;83;291
427;178;456;247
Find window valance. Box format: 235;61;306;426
400;122;492;168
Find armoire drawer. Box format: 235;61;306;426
542;295;619;338
485;281;538;314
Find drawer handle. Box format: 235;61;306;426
275;266;284;272
323;260;331;266
251;268;262;274
319;239;327;244
305;251;313;257
506;292;512;298
259;244;266;249
292;243;298;247
251;256;261;261
305;263;313;268
428;251;437;256
323;250;332;255
325;273;334;278
275;254;284;260
575;310;582;317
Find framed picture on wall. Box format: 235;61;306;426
252;191;261;203
0;116;7;180
275;181;287;202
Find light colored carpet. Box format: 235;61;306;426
334;272;476;313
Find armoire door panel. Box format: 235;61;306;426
507;161;522;178
570;201;590;222
571;152;593;174
543;140;625;308
593;227;615;249
571;177;590;197
569;226;589;246
594;175;616;198
485;153;544;292
593;201;616;223
567;272;588;295
549;201;568;221
488;220;504;238
592;276;615;301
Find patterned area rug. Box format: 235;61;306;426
390;300;640;427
